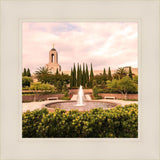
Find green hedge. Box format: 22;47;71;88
22;104;138;138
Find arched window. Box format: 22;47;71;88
51;54;54;63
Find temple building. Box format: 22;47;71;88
45;45;61;74
45;44;138;76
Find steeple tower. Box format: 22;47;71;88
45;44;61;74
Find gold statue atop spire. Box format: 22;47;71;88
53;43;54;48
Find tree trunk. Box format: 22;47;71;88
124;92;128;100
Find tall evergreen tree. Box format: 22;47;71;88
90;63;94;79
129;66;133;79
56;68;59;75
89;63;94;88
82;63;86;87
103;68;106;76
73;63;76;87
108;67;112;80
70;68;73;88
79;64;82;85
86;64;89;87
23;68;27;76
26;68;31;77
103;68;107;82
77;63;80;87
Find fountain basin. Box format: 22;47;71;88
45;100;118;112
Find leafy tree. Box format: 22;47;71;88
62;81;68;92
26;68;31;77
92;80;97;87
93;86;99;97
107;76;137;99
129;67;133;79
133;75;138;84
101;80;106;89
93;74;107;86
56;80;62;93
108;67;112;80
22;76;32;88
62;82;69;97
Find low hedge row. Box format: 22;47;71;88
22;103;138;138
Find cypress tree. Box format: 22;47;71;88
82;63;86;87
103;68;106;76
56;68;59;75
23;68;27;76
79;64;82;85
73;63;76;87
77;63;80;87
108;67;112;80
70;68;73;88
129;66;133;79
86;64;89;87
90;63;94;79
103;68;107;82
26;68;31;77
89;63;94;88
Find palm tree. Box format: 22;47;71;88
35;67;51;83
113;67;128;79
35;67;50;75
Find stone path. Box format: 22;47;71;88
22;98;138;112
22;100;64;112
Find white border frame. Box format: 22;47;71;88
18;19;142;143
0;0;159;160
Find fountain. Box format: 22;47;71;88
76;85;85;106
45;85;118;112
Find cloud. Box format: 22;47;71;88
22;22;138;73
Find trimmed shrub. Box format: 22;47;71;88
22;103;138;138
22;76;32;87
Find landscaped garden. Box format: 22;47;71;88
22;64;138;101
22;65;138;138
22;103;138;138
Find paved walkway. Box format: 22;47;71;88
22;99;138;112
22;100;64;112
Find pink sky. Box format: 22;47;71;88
22;22;138;73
